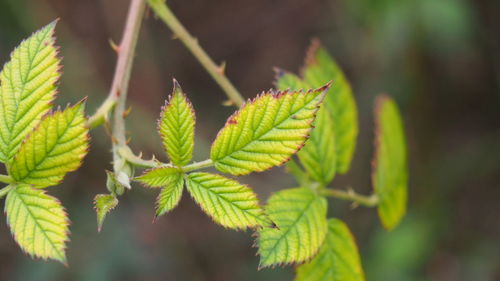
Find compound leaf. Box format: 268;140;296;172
186;172;271;230
295;218;365;281
302;41;358;174
5;184;69;263
211;84;330;175
9;102;89;188
156;175;184;218
0;21;60;163
135;166;182;188
94;194;119;232
257;187;327;268
159;80;195;166
373;96;408;230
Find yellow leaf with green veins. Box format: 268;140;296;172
9;102;89;188
5;184;69;263
135;166;182;188
0;21;60;163
156;175;184;218
295;219;365;281
159;80;195;166
186;172;271;230
302;41;358;174
257;187;328;268
210;84;330;175
373;96;408;230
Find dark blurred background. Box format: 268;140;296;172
0;0;499;280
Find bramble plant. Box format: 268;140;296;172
0;0;408;280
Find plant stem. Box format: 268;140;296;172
182;159;213;172
105;0;146;183
0;185;13;199
87;0;146;130
147;0;245;107
0;174;14;184
321;188;379;207
118;146;160;168
119;145;214;172
87;95;117;129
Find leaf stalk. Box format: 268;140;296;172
321;188;379;207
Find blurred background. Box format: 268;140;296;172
0;0;499;280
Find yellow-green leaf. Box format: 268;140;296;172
94;194;119;232
296;218;365;281
373;96;408;230
297;105;337;184
159;80;195;166
0;21;60;163
276;71;337;184
5;184;69;263
210;84;330;175
156;175;184;218
135;166;182;188
9;102;89;188
186;172;271;230
257;187;328;268
302;41;358;174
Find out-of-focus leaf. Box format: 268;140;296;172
295;218;365;281
372;95;408;230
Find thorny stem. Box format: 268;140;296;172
99;0;146;183
321;188;379;207
147;0;245;107
118;146;214;172
87;0;146;131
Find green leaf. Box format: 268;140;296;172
276;70;337;184
296;105;337;184
295;218;365;281
302;41;358;174
210;84;330;175
135;166;182;188
5;184;69;263
373;96;408;230
9;102;89;188
276;40;358;175
159;80;195;166
257;187;328;268
94;194;119;232
0;21;60;163
156;175;184;218
185;172;271;229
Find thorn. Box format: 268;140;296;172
218;61;226;75
171;34;179;40
123;106;132;118
109;39;120;53
126;137;131;145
